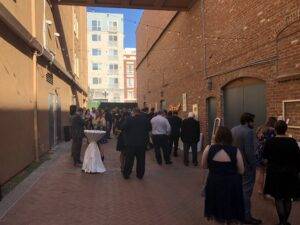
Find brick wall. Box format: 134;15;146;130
137;0;300;142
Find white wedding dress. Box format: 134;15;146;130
82;130;106;173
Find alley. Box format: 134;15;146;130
0;139;299;225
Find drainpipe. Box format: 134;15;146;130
201;0;207;77
31;0;39;162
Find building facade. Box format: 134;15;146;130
124;48;137;102
87;12;124;103
137;0;300;143
0;1;87;185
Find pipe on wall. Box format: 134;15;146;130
0;3;87;96
31;0;39;162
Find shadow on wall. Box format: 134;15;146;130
0;109;71;185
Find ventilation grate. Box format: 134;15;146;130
46;73;53;85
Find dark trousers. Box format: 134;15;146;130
123;146;146;179
152;135;170;164
71;138;82;164
183;142;198;164
243;167;256;219
169;135;180;155
106;122;112;138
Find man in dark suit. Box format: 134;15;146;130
71;107;85;167
168;111;182;157
122;108;151;179
181;112;200;166
231;113;262;225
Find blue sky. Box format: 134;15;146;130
87;7;143;48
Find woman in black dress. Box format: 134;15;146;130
263;120;300;225
116;111;130;171
202;126;245;224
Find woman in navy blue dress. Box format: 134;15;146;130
202;126;245;224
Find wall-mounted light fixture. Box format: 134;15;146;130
45;20;53;26
54;32;60;37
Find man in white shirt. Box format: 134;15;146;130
151;111;172;165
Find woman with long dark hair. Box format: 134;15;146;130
202;126;245;224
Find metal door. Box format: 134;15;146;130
207;97;217;142
224;78;266;129
48;94;55;148
49;94;60;148
56;97;62;142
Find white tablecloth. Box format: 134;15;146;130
82;130;106;173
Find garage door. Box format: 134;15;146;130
223;78;266;129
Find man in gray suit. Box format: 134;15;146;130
231;113;262;225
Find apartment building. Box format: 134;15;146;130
0;1;87;185
124;48;137;102
137;0;300;142
87;11;124;103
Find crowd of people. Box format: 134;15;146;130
70;106;300;225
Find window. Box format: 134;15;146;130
126;64;134;75
92;63;101;70
92;20;101;31
108;49;118;56
109;78;118;86
109;35;118;42
127;78;134;88
108;64;118;75
108;35;118;46
109;21;118;30
92;77;101;84
92;34;101;42
92;48;101;56
127;90;134;99
109;64;118;70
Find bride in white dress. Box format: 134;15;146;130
82;130;106;173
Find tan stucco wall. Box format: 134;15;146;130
0;1;87;184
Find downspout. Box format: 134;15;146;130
31;0;39;162
201;0;207;77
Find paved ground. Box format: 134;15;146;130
0;138;299;225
